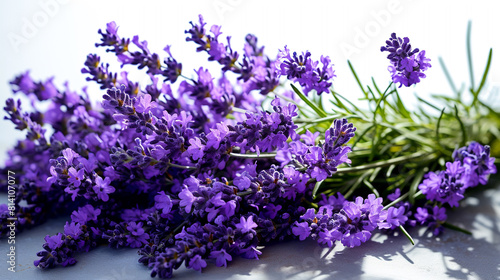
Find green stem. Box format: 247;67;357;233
442;222;472;235
294;114;342;124
399;225;415;245
168;162;197;170
383;190;423;210
291;84;327;118
336;152;435;175
232;107;250;114
229;152;277;159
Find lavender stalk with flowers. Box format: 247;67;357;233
1;16;498;278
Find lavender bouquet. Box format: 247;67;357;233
1;16;498;278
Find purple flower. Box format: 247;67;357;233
71;205;101;224
235;215;258;234
126;222;149;248
292;221;311;241
318;229;341;247
64;222;82;239
301;130;320;145
154;191;172;215
188;255;207;272
179;67;213;101
186;137;205;161
381;33;431;87
415;206;447;236
332;195;384;248
209;249;232;267
92;176;115;202
179;187;196;213
134;93;155;113
275;46;335;95
453;141;497;187
234;174;252;191
387;188;401;201
62;148;79;165
378;206;408;229
419;161;467;207
45;233;64;250
68;167;85;188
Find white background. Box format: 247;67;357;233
1;0;499;163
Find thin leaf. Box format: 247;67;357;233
466;21;475;90
442;222;472;235
409;168;425;205
454;105;467;147
291;84;327;118
473;48;493;103
416;95;441;111
436;107;446;146
363;179;380;197
393;90;411;119
312;179;324;199
351;124;375;150
373;83;394;119
439;57;459;96
348;60;367;98
372;77;383;97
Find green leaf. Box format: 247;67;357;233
373;83;394;119
312;179;324;199
363;178;379;197
371;77;383;97
348;60;368;98
351;124;375;150
331;95;354;114
416;95;441;111
473;48;493;104
454;105;467;147
318;93;325;112
331;90;368;117
290;84;327;118
467;21;475;90
439;57;459;96
393;90;411;119
435;107;446;144
409;168;425;205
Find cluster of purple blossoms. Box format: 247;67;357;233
419;142;496;207
292;194;408;248
276;118;356;181
275;46;336;95
417;142;496;235
381;33;432;87
185;15;279;95
0;15;496;279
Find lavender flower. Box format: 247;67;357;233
2;14;496;280
276;46;336;95
415;206;447;236
381;33;431;87
453;141;497;187
418;161;467;207
93;176;115;202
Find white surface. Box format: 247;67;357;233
0;180;499;280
